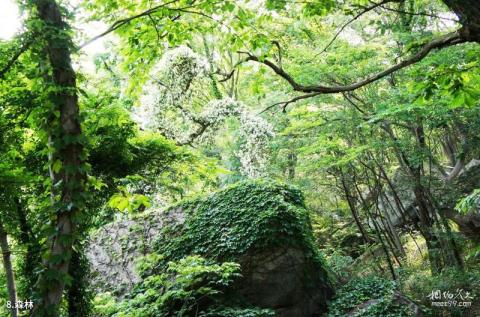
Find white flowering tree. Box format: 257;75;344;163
136;46;274;178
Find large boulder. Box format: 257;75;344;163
87;180;334;316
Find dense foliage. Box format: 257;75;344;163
1;0;480;316
327;276;415;317
92;256;275;317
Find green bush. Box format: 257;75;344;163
327;276;414;317
326;251;354;281
93;255;274;317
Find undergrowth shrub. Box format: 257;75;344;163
326;251;354;281
327;276;416;317
92;255;274;317
401;267;480;317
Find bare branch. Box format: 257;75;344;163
216;57;250;82
147;14;162;43
272;40;282;68
378;4;459;22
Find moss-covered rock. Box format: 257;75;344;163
88;180;334;316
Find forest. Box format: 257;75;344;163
0;0;479;316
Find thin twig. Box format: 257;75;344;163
318;0;397;55
79;0;180;48
260;92;321;114
378;4;459;22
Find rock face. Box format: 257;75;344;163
238;248;333;316
87;180;334;316
86;209;184;295
374;160;480;241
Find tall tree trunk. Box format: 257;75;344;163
31;0;86;315
0;221;18;317
286;152;297;180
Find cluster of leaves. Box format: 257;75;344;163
92;255;273;317
455;188;480;214
327;276;416;317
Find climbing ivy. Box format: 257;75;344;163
327;276;417;317
152;180;328;268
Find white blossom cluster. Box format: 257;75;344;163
136;48;274;178
237;111;275;178
200;97;241;126
200;98;275;178
136;46;209;133
155;45;209;102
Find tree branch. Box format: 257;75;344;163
79;0;180;48
0;37;33;80
243;30;463;97
260;92;321;113
319;0;398;55
378;4;459;22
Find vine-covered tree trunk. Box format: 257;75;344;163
31;0;86;315
0;221;18;317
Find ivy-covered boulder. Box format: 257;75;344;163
88;180;334;316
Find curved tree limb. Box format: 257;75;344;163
260;92;321;113
243;31;463;97
378;4;459;22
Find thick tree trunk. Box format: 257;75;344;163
31;0;86;315
0;221;18;317
442;0;480;42
67;249;92;317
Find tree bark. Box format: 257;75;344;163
0;221;18;317
442;0;480;42
31;0;86;315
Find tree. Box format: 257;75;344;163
28;0;87;315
